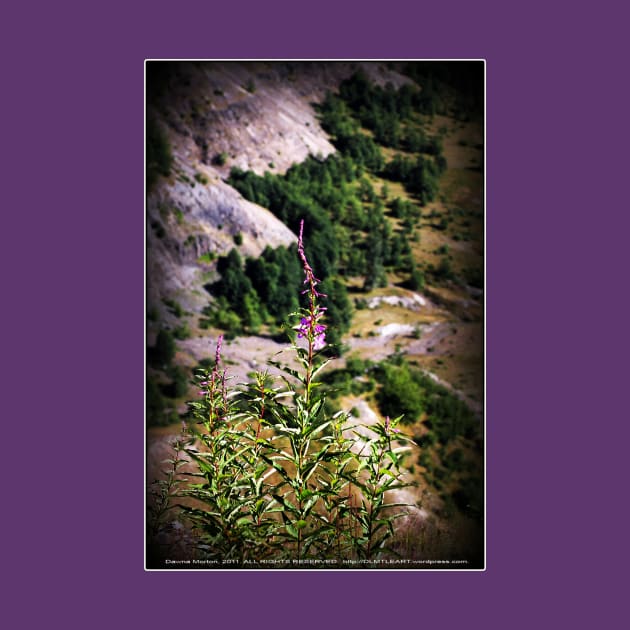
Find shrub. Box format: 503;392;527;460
146;117;173;193
435;256;454;281
163;365;189;398
376;363;424;423
407;265;425;291
203;306;242;339
197;252;215;264
345;356;367;375
150;330;175;367
148;221;415;568
146;378;165;424
162;298;183;318
173;323;191;340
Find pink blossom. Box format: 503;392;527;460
215;334;223;367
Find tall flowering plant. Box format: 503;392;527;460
148;221;415;568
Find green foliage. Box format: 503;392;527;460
241;290;264;333
318;277;352;350
407;264;425;291
245;245;301;321
162;298;183;318
148;231;416;567
229;159;344;278
374;357;479;442
146;377;165;424
200;298;243;338
405;129;443;155
212;248;253;311
207;243;353;352
155;354;412;566
227;88;427;292
376;363;425;423
173;323;191;340
205;68;465;356
146;117;173;193
318;93;384;171
345;356;370;375
362;225;390;291
197;252;215;264
434;256;454;282
369;353;483;523
332;71;419;149
382;154;444;204
389;197;419;221
178;173;193;186
150;330;176;367
161;365;189;398
194;172;208;185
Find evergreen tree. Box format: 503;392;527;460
319;277;352;350
408;263;425;291
152;329;175;366
242;290;264;333
214;248;253;316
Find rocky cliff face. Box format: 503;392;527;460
146;61;412;314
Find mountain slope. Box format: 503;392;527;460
146;61;412;315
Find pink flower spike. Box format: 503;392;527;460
215;335;224;367
313;332;326;350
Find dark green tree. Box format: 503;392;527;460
152;329;175;366
319;277;353;350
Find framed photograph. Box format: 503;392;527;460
145;60;485;570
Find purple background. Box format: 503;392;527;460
4;1;626;627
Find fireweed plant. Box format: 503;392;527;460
149;221;415;568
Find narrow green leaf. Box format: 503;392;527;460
285;523;299;539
